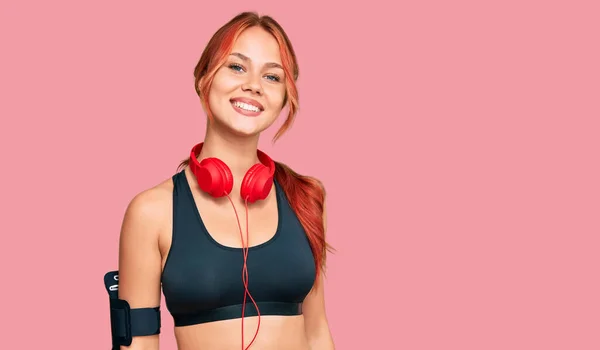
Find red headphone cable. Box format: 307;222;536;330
225;194;261;350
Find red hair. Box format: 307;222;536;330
178;12;333;281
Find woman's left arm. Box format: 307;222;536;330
303;277;335;349
302;200;335;349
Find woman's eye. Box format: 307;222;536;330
266;75;280;82
229;63;244;72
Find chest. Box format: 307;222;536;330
163;217;316;307
193;187;279;249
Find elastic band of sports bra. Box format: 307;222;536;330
173;301;303;327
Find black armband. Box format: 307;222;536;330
104;271;161;349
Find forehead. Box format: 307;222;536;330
231;26;282;65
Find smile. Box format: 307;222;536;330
232;101;261;112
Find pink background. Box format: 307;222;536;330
2;1;599;349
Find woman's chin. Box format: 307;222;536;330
227;117;271;136
219;122;264;139
209;111;274;138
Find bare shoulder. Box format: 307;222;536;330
122;177;173;229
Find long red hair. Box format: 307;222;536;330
178;12;333;281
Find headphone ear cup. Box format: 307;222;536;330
241;164;273;203
197;158;234;197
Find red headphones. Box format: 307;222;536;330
188;142;276;203
188;141;275;349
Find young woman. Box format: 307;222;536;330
117;11;335;350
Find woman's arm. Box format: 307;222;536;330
303;276;335;349
302;200;335;349
117;189;166;350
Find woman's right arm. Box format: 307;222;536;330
117;189;165;350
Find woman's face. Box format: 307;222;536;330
206;26;287;138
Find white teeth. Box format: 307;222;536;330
232;101;260;112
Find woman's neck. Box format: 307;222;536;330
198;122;262;180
